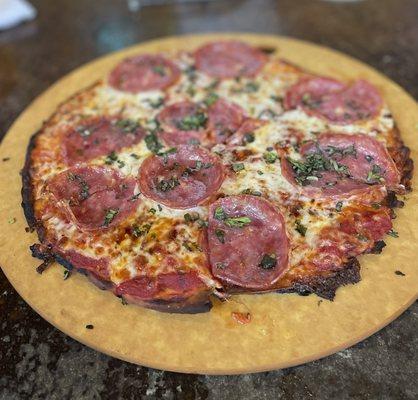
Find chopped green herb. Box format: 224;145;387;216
263;151;278;164
215;262;226;269
231;163;245;172
365;154;373;163
215;229;225;244
257;170;264;175
335;201;343;212
63;270;71;280
132;223;151;237
259;254;277;269
67;173;90;200
152;65;166;76
214;207;227;221
387;229;399;238
115;119;139;133
121;297;128;305
367;164;383;183
241;188;262;196
158;147;177;164
203;92;219;107
184;212;200;223
176;112;207;131
243;132;255;144
183;241;201;252
103;209;119;226
197;219;209;228
270;95;282;103
224;216;252;228
117;160;125;168
146;97;165;109
130;193;141;202
130;153;139;159
105;151;118;165
357;234;368;242
287;149;350;186
295;220;307;236
156;176;180;192
145;132;163;154
149;208;157;214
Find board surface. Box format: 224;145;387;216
0;33;417;374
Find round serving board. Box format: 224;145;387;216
0;33;417;374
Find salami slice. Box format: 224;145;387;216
284;77;382;124
138;145;224;209
207;98;246;143
108;54;180;93
62;117;145;165
48;165;138;229
157;101;208;146
115;271;205;300
207;195;289;290
282;133;400;197
194;41;267;79
60;250;110;281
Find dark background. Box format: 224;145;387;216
0;0;417;399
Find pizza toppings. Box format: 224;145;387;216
207;195;289;290
61;117;145;165
114;271;211;312
157;101;208;146
194;40;267;78
207;98;246;143
157;99;245;146
48;165;137;229
25;39;412;313
283;133;400;197
284;77;383;123
108;54;180;93
138;145;224;208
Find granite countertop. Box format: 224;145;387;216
0;0;417;398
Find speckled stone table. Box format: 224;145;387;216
0;0;417;398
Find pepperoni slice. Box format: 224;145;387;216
282;133;400;198
284;77;382;124
115;271;206;301
207;98;246;143
207;195;289;290
61;250;110;281
226;118;267;146
138;145;224;209
194;41;267;79
108;54;180;93
48;165;138;229
157;101;208;146
158;99;246;146
61;116;145;165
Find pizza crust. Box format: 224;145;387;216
1;33;417;374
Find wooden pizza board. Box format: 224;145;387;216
0;33;417;374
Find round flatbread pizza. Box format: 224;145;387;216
22;38;413;313
1;34;417;374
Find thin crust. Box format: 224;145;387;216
21;42;414;313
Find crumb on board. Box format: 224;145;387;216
395;270;406;276
231;312;252;325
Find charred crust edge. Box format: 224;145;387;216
276;258;361;300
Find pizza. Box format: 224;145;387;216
22;40;413;314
